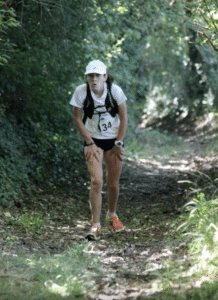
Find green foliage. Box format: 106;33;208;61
147;190;218;299
0;0;97;207
184;0;218;50
0;111;83;207
125;127;187;160
0;1;19;65
1;0;218;207
0;243;103;299
34;126;83;186
178;192;218;250
4;211;47;234
19;212;46;234
0;115;36;207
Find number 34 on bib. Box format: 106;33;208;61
102;122;112;131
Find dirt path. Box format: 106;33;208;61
1;124;218;299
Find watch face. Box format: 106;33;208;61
115;141;123;147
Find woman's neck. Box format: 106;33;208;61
91;83;105;98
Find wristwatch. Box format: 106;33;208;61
115;140;124;148
86;141;95;146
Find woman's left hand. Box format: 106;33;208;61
110;146;125;161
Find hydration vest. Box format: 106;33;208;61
82;81;119;132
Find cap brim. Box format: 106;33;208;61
85;71;105;75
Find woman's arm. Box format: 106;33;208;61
73;107;100;162
116;101;128;141
110;101;127;161
73;107;93;144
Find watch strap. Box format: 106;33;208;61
86;141;95;146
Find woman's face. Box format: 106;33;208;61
86;73;108;96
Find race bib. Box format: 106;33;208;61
99;114;114;132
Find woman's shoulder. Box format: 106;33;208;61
111;82;127;103
111;82;121;89
70;83;87;108
75;83;87;94
111;82;125;94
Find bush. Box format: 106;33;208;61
178;192;218;250
0;111;84;207
35;125;84;186
0;114;36;207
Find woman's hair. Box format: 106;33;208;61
106;74;114;84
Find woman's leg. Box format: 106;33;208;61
104;149;123;213
84;146;104;224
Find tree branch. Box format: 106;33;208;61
197;30;218;52
203;0;218;30
194;21;209;31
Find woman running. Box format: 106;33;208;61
70;60;128;240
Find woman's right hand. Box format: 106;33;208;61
84;144;101;163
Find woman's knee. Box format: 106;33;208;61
91;177;103;191
107;182;119;191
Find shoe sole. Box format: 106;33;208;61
111;227;125;233
85;233;100;241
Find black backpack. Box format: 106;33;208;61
82;78;119;132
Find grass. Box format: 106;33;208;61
105;195;218;299
149;248;218;299
113;168;218;299
0;243;103;300
125;129;188;160
203;134;218;156
145;187;218;299
4;211;48;235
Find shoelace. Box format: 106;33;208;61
90;226;100;232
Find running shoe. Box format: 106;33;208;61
106;214;124;232
85;226;100;240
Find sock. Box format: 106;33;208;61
107;210;116;216
92;222;101;228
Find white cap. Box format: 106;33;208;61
85;60;107;75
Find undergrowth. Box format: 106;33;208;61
125;127;187;160
3;210;48;235
0;113;84;208
0;243;103;300
150;173;218;299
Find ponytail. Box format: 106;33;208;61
106;74;114;85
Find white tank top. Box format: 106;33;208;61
70;82;127;139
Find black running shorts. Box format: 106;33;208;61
84;138;124;152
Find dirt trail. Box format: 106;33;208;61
1;119;218;299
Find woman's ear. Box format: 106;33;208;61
104;74;108;81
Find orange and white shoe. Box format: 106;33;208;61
106;214;124;233
85;225;101;241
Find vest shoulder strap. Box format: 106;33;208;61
83;82;118;124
